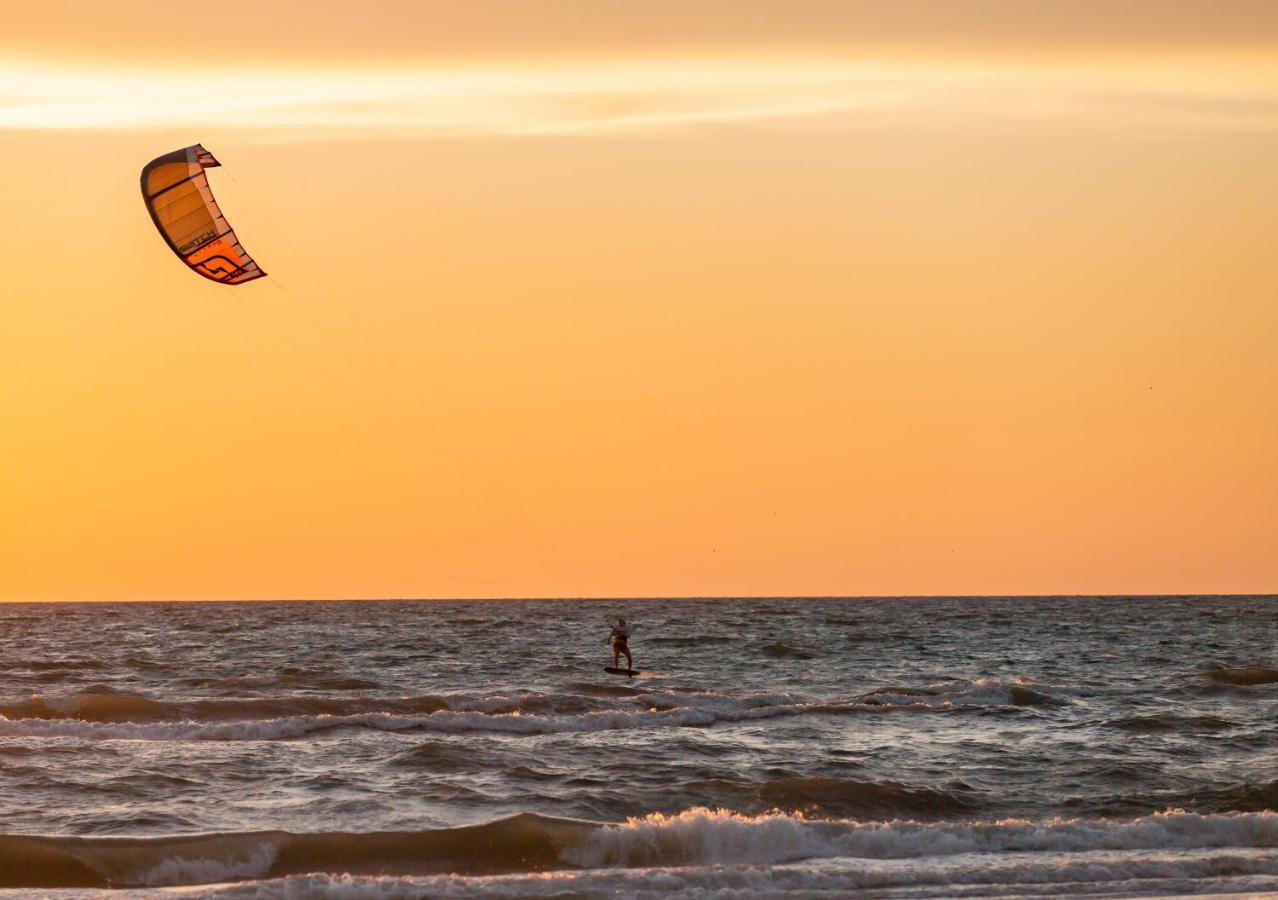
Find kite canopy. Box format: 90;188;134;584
140;145;265;285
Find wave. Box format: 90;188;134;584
677;776;979;818
0;679;1065;741
757;777;977;817
567;807;1278;869
762;641;816;659
120;655;179;672
648;635;735;647
0;692;451;723
638;689;801;713
4;809;1278;890
1204;666;1278;686
564;681;644;698
857;678;1067;710
0;688;616;725
0;813;590;889
199;859;1278;898
203;867;1278;899
191;669;382;691
0;706;722;741
9;657;107;672
1178;778;1278;814
1104;712;1238;732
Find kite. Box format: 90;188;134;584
140;144;265;285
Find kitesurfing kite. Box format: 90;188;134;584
140;145;265;285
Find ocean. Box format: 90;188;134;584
0;596;1275;898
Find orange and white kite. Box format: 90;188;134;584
140;144;265;285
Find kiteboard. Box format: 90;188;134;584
604;667;640;678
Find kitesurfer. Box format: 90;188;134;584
608;617;633;671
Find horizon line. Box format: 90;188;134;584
1;593;1274;604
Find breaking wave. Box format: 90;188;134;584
567;807;1278;868
4;809;1278;890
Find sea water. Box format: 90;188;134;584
0;596;1275;897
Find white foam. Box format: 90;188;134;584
197;855;1278;899
138;841;277;886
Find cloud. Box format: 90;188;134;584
1;57;1275;140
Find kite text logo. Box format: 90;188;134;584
179;231;217;254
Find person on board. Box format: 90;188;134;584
608;617;634;671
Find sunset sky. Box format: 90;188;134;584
2;1;1276;600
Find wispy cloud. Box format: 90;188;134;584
1;57;1276;139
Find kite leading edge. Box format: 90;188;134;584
140;145;265;285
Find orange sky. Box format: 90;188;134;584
2;2;1276;600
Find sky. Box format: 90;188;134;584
2;1;1276;600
